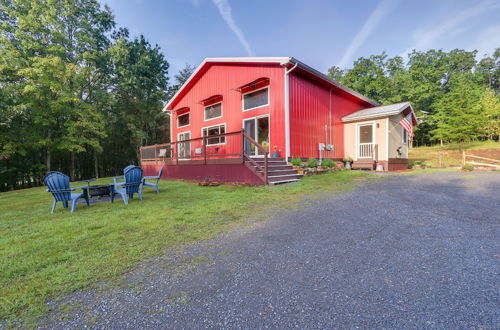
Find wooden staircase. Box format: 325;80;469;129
246;157;302;184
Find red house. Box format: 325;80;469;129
141;57;417;184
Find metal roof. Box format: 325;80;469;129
163;57;378;111
342;102;414;122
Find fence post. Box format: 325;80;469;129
462;151;466;167
241;130;245;163
264;152;268;184
438;151;443;168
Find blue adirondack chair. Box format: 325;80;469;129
113;165;136;185
142;167;163;194
44;171;90;214
113;166;144;205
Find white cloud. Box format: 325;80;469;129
402;0;500;56
337;0;397;68
212;0;254;56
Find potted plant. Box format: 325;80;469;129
261;141;270;153
343;157;353;170
272;145;280;158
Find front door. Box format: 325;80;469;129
243;116;269;156
178;132;191;159
357;124;374;158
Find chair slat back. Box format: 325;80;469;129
44;172;71;201
156;167;164;182
124;166;143;194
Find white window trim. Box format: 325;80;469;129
242;86;270;112
402;125;408;144
204;101;223;121
201;123;227;146
177;112;190;128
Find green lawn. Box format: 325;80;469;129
409;140;500;167
0;171;371;325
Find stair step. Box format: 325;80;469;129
268;174;303;182
269;179;301;185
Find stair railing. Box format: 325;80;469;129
241;130;268;184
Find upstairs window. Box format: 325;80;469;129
202;124;226;145
177;113;190;128
204;102;222;121
243;87;269;111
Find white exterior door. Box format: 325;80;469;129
357;124;374;159
178;132;191;159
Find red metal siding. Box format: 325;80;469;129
289;73;372;159
170;64;286;157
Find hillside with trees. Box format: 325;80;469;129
328;49;500;147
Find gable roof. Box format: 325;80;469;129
342;102;418;125
164;57;378;111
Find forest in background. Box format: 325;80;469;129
1;0;499;191
328;49;500;146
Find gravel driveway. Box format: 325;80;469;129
42;171;499;329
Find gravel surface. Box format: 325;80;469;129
40;171;500;329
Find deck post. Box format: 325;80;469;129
264;151;268;184
203;137;207;165
241;129;245;163
176;142;178;165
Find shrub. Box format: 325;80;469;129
342;157;353;163
321;158;335;168
462;164;474;171
307;158;318;168
291;157;302;166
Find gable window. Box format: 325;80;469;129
177;113;190;128
204;102;222;121
202;124;226;145
402;127;408;144
243;87;269;111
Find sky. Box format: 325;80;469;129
99;0;500;78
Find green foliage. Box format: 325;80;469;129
307;158;318;168
462;164;474;171
328;48;500;145
321;158;335;168
0;0;170;189
342;157;353;163
290;157;302;166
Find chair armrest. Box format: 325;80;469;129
113;177;124;184
143;176;159;180
114;182;125;187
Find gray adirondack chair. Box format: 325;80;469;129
142;167;163;194
44;171;90;214
113;166;143;205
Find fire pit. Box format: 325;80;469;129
88;184;114;198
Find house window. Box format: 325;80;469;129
177;113;189;127
402;127;408;144
202;124;226;145
204;102;222;120
243;87;269;111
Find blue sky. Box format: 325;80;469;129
100;0;500;78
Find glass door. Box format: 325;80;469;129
243;116;269;156
178;132;191;159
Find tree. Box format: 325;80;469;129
476;88;500;140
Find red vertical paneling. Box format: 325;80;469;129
171;63;286;157
289;73;373;159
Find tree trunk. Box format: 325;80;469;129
440;139;443;146
46;127;52;172
70;151;76;181
94;149;99;179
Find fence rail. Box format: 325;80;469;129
462;151;500;168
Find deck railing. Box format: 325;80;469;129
140;130;269;183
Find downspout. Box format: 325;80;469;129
283;61;298;160
329;88;333;147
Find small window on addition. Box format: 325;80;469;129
204;102;222;120
402;127;408;144
203;124;226;145
243;87;269;111
177;113;189;127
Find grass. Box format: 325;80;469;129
409;140;499;167
0;170;371;325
